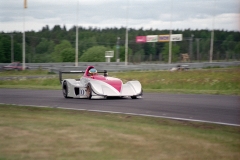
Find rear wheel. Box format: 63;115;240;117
86;84;92;99
62;81;71;98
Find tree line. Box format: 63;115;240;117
0;25;239;63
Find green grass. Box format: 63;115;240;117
0;69;50;76
112;68;240;95
0;67;240;95
0;104;239;160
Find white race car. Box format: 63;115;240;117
59;66;143;99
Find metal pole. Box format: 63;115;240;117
210;30;214;63
11;34;14;62
189;34;194;62
196;38;200;62
210;0;215;63
168;0;173;64
125;29;128;65
75;0;79;67
168;30;172;64
22;0;27;70
116;37;120;62
125;0;129;66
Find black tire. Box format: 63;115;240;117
86;84;92;100
62;81;70;98
131;89;143;99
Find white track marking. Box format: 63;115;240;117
1;103;239;127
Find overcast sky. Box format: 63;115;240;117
0;0;239;32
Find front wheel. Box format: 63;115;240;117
131;96;137;99
131;89;143;99
86;84;92;99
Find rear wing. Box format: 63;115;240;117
59;70;108;84
59;71;84;84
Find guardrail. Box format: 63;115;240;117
0;61;239;73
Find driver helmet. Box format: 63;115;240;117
89;68;97;76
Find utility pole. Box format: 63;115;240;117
196;38;200;62
116;37;120;62
22;0;27;70
75;0;79;67
125;28;128;65
11;34;14;62
189;34;194;62
210;30;214;63
210;0;216;63
196;38;199;62
125;0;129;66
168;0;173;64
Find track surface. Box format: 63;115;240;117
0;88;239;126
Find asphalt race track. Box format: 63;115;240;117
0;88;239;126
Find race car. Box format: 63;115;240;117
2;62;29;71
59;66;142;99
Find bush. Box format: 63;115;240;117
80;46;112;62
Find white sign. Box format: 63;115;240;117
146;35;158;42
170;34;182;41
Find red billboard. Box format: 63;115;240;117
136;36;146;43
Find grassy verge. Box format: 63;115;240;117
112;67;240;95
0;67;240;95
0;104;239;160
0;69;50;76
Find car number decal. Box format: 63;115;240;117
80;89;85;95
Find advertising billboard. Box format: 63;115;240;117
158;35;170;42
136;34;182;43
146;35;158;42
171;34;182;41
136;36;146;43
